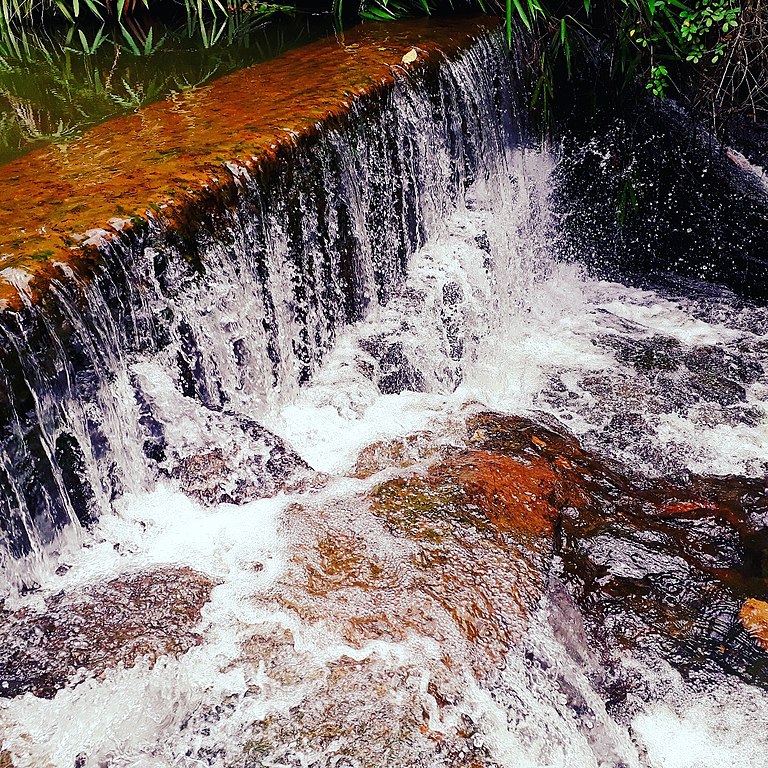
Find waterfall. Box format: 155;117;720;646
0;28;529;573
2;20;768;768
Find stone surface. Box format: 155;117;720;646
352;430;443;479
169;422;318;506
0;566;215;698
358;334;426;394
226;409;767;766
267;412;593;684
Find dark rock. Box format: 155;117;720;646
169;418;316;506
683;344;763;384
441;281;465;361
601;334;682;373
358;334;426;395
54;432;98;528
687;371;747;406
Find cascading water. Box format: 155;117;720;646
0;28;524;571
1;22;768;768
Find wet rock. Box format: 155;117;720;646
175;409;768;765
683;344;763;384
170;420;318;506
352;430;443;479
552;443;768;683
132;365;317;506
440;280;465;361
358;334;426;395
599;412;650;451
600;334;682;374
240;652;502;768
0;566;215;699
51;431;99;528
267;412;603;685
687;370;747;406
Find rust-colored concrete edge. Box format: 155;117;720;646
0;16;501;311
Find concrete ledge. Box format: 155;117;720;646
0;16;499;311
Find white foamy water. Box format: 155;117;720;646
2;146;768;768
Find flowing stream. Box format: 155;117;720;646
1;25;768;768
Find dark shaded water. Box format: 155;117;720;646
0;12;333;163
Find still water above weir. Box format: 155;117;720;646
0;16;767;768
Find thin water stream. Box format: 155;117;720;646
0;23;767;768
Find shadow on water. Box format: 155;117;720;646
0;10;336;163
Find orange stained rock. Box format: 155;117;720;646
739;598;768;651
427;450;562;538
0;16;499;311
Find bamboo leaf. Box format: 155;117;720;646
512;0;532;31
82;0;104;19
143;26;153;55
120;23;140;55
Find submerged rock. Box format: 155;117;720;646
133;365;317;505
169;422;318;506
352;430;443;479
0;566;215;699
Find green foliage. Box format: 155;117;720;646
0;0;762;128
623;0;741;93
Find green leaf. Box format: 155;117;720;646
53;0;75;23
511;0;531;30
120;23;141;55
143;26;153;55
82;0;103;19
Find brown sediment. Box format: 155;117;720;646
0;16;500;311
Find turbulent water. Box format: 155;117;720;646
1;27;768;768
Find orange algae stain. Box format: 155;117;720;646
740;598;768;651
0;16;499;311
427;450;561;538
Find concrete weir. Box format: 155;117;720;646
0;17;498;311
0;16;513;564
